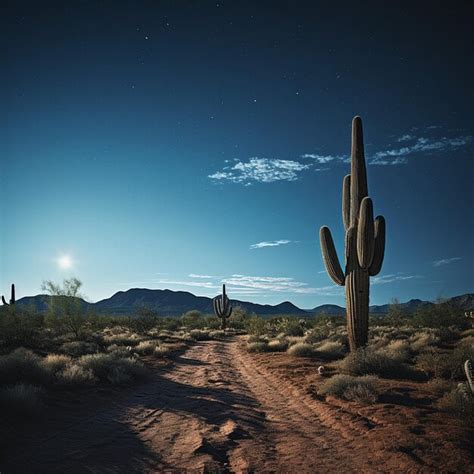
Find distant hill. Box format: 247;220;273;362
13;289;474;317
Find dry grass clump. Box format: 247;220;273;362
41;354;72;375
0;383;44;416
57;365;97;386
103;332;143;347
339;347;417;379
60;341;99;357
287;342;314;357
425;378;456;396
0;348;51;386
267;339;289;352
318;374;379;404
287;336;306;347
409;331;440;352
189;329;212;341
416;344;473;379
439;384;474;425
135;340;158;355
314;340;347;359
77;353;147;385
247;334;267;344
247;341;269;353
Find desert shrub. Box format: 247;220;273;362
318;374;379;404
247;334;266;343
380;340;412;363
0;348;51;386
103;333;142;346
209;330;226;339
189;329;212;341
282;320;305;337
42;278;86;338
154;344;174;357
315;340;347;359
181;310;203;329
0;306;43;348
245;316;267;336
287;342;314;357
439;385;474;425
409;331;440;352
77;353;147;385
247;342;268;353
305;326;332;344
60;341;100;356
411;302;468;330
267;339;289;352
41;354;72;375
135;340;158;355
425;378;456;396
57;364;97;386
339;347;417;379
416;345;473;379
0;383;43;416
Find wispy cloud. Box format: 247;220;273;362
301;153;345;163
224;274;342;296
156;279;219;289
188;273;215;279
397;134;415;142
371;274;423;285
370;135;472;165
250;239;292;249
432;257;461;267
209;157;310;184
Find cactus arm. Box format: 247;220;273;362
320;226;345;286
369;216;386;276
464;360;473;394
1;295;8;305
342;174;351;230
357;197;375;269
350;116;368;226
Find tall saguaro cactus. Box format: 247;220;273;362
213;284;233;330
320;117;386;351
2;284;16;305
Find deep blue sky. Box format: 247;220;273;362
1;1;473;308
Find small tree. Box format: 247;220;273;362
42;278;85;338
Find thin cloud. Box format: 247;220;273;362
372;274;423;285
301;153;344;163
370;135;472;165
432;257;461;267
223;274;342;295
250;239;292;249
188;273;215;279
156;279;219;289
397;134;415;142
209;157;310;184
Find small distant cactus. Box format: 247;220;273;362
213;284;232;330
2;283;16;305
465;360;473;395
319;117;386;351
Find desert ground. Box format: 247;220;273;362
2;335;472;473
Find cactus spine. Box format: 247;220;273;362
320;117;386;351
2;284;16;305
213;284;232;330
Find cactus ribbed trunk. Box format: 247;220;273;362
319;116;386;351
345;227;369;350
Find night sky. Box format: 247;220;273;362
1;1;473;308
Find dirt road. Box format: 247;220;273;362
1;337;471;473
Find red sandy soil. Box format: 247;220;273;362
1;336;472;473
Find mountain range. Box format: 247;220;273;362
13;288;474;317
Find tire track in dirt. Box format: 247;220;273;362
1;337;442;473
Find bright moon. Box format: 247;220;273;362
57;255;73;269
